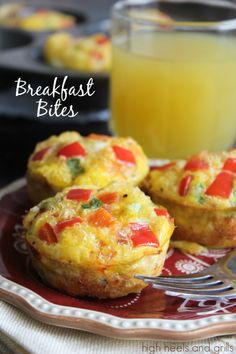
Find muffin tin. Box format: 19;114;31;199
0;3;110;112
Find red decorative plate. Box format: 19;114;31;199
1;179;236;340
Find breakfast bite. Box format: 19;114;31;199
142;150;236;248
0;4;76;31
44;32;111;72
19;9;75;31
0;3;76;31
27;131;149;204
23;183;174;298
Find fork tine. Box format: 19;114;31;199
143;278;223;288
136;274;212;283
166;290;236;300
151;282;233;294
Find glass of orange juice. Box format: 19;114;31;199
110;0;236;159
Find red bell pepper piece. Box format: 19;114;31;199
129;223;159;248
32;147;50;161
57;141;86;158
184;159;209;171
154;208;170;218
55;217;83;234
38;223;57;244
205;172;234;198
91;50;103;60
88;207;116;227
150;162;175;171
66;188;92;201
96;37;109;45
98;192;119;204
112;145;136;165
179;175;193;196
223;158;236;174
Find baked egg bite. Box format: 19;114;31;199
26;131;149;204
23;183;174;298
20;9;76;31
44;32;111;72
143;150;236;248
0;5;76;31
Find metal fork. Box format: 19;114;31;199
136;249;236;300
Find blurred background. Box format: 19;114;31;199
0;0;116;187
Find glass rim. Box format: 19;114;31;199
112;0;236;32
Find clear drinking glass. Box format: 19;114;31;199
110;0;236;159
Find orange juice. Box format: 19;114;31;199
111;32;236;158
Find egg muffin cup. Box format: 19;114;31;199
27;131;149;204
23;183;174;298
44;32;111;72
143;150;236;248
